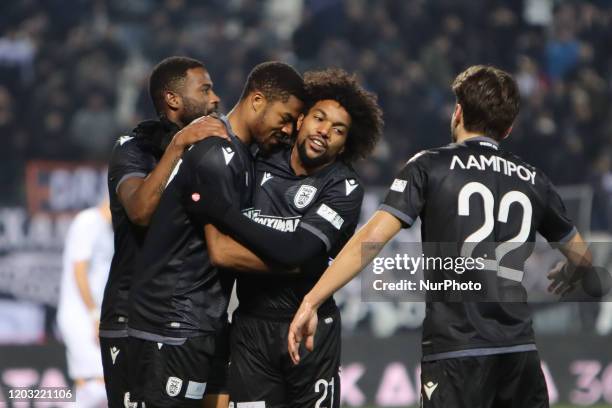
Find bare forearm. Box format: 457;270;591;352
120;116;230;226
561;232;592;267
218;239;270;272
73;260;97;311
135;143;183;221
304;232;367;308
205;225;270;272
305;211;402;308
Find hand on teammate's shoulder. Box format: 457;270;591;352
173;115;229;149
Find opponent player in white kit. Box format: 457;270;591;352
57;200;113;407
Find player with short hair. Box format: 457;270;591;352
127;61;304;408
287;65;593;408
202;68;383;407
100;56;226;408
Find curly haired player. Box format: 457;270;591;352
202;68;383;407
288;65;593;408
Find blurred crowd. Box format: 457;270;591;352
2;0;612;228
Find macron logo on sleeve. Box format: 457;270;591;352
424;381;438;400
261;172;273;186
222;147;234;165
345;179;358;196
118;135;134;146
110;347;120;365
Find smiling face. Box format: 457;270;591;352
295;99;351;169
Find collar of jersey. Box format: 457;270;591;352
256;146;297;178
218;114;238;139
219;114;255;157
460;135;499;149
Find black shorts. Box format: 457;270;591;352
128;334;217;408
208;323;230;395
229;309;341;408
100;335;131;408
420;350;549;408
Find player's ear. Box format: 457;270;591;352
296;113;305;131
165;91;181;112
453;104;463;128
501;125;513;140
250;91;266;113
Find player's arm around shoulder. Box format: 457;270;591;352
115;117;228;226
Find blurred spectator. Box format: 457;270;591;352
69;90;116;161
546;26;580;81
1;0;612;229
0;30;36;91
0;86;26;203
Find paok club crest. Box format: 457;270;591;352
166;376;183;397
294;185;317;209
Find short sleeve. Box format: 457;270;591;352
108;136;152;194
298;177;364;255
379;152;428;228
181;139;240;222
538;180;577;243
